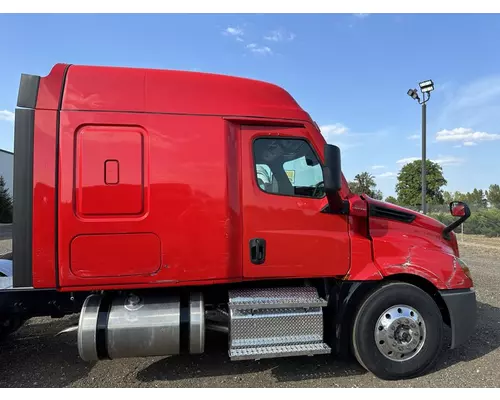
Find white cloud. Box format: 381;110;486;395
319;123;348;137
433;155;464;166
223;26;244;37
264;29;296;42
397;155;464;167
353;13;370;18
236;37;244;42
463;141;477;146
371;165;386;170
0;110;14;123
437;75;500;129
246;43;272;55
408;134;420;140
436;127;500;144
319;123;353;146
378;172;397;178
396;157;420;165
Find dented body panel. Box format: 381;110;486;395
345;196;472;290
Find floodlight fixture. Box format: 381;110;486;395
419;79;434;93
407;78;435;215
407;88;420;102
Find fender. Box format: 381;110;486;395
345;196;473;290
375;245;470;290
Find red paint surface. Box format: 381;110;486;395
70;233;161;278
61;65;311;121
240;125;350;279
57;112;233;288
35;64;68;110
75;125;145;217
345;195;383;281
28;63;469;292
362;198;472;289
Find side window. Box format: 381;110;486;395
253;138;325;198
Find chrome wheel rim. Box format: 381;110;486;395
374;305;426;362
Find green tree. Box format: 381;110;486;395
385;196;398;204
487;184;500;208
0;175;13;223
396;160;447;206
443;191;453;205
349;172;383;199
452;191;466;201
444;189;488;208
464;188;488;208
372;189;383;200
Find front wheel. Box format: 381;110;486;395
351;281;443;380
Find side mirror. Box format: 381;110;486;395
450;201;466;217
443;201;471;239
323;144;342;195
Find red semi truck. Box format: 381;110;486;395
0;63;476;380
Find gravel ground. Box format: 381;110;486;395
0;236;499;388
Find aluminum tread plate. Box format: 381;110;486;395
228;287;327;309
229;343;331;360
230;308;324;344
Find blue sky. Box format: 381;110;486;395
1;13;500;198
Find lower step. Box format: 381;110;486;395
229;342;331;361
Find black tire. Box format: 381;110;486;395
351;281;443;380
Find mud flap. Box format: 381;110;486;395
439;288;477;349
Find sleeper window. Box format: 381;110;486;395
253;138;325;198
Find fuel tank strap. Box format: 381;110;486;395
179;292;190;355
96;295;112;360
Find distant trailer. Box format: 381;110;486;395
0;148;13;198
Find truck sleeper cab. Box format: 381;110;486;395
0;63;476;381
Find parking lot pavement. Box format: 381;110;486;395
1;241;499;388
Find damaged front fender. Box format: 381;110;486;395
376;246;473;290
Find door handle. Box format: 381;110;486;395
249;238;266;265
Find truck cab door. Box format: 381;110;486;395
240;125;350;279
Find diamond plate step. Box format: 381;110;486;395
229;342;331;361
228;287;327;310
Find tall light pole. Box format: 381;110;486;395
407;80;434;214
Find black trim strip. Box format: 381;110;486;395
321;200;349;215
17;74;40;109
12;108;35;288
179;292;190;354
96;295;112;360
369;204;416;223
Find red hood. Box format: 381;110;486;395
364;196;448;235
